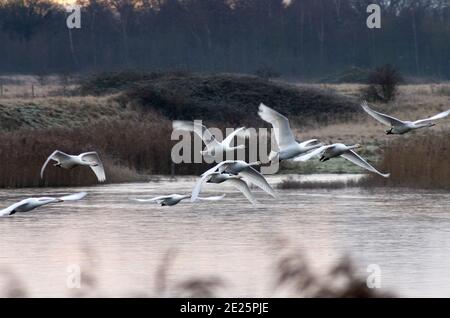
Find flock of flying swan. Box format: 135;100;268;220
1;101;448;215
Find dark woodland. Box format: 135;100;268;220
0;0;449;79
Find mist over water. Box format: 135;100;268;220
0;175;449;297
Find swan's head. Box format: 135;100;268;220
350;144;361;150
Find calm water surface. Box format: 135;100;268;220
0;174;449;297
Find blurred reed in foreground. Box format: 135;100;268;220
0;243;394;298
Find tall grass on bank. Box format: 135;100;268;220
0;114;194;187
364;133;450;189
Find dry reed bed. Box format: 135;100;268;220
0;115;196;187
364;133;450;189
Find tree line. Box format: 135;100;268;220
0;0;449;79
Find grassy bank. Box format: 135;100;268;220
0;73;449;188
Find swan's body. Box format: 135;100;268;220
198;160;277;201
295;143;390;178
258;103;322;161
362;101;450;135
41;150;106;182
131;194;225;206
173;121;246;158
191;172;258;205
0;192;87;217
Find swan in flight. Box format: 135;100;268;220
361;101;450;135
0;192;87;217
130;194;225;206
295;143;390;178
41;151;106;182
191;172;258;205
199;160;277;199
172;121;247;158
258;103;322;162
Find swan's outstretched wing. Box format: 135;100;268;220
361;101;405;126
239;167;277;198
40;150;71;178
0;199;29;217
130;195;172;204
226;179;258;205
58;192;88;201
196;194;226;201
191;173;215;202
258;103;296;150
222;127;246;147
80;152;106;182
341;150;390;178
172;121;220;149
201;160;235;177
293;145;333;162
414;109;450;125
298;139;322;148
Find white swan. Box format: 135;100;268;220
191;172;258;205
41;150;106;182
362;101;450;135
295;143;390;178
199;160;277;199
172;121;247;158
258;103;322;161
130;194;225;206
0;192;87;217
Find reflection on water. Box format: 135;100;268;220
0;174;449;297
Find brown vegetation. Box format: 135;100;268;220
364;133;450;189
0;114;198;187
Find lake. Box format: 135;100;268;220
0;174;449;297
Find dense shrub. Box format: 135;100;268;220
361;65;403;103
114;72;360;126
